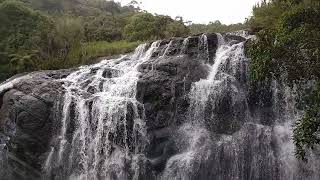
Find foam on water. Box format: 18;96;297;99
44;42;160;180
158;33;320;180
1;32;317;180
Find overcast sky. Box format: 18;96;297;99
116;0;261;25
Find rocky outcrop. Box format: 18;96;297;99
137;54;210;173
136;34;221;130
2;32;315;180
135;33;223;173
137;55;210;130
0;70;73;179
0;33;250;178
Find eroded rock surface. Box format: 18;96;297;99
1;32;319;180
0;70;73;179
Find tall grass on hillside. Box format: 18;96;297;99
38;40;141;70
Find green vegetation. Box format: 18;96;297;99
246;0;320;161
0;0;55;79
0;0;249;82
37;40;141;70
293;83;320;161
124;13;189;41
0;0;190;82
189;20;248;34
1;0;318;165
0;0;247;82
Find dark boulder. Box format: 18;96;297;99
136;34;221;173
0;70;73;179
136;55;210;131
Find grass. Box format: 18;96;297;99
0;64;12;82
38;40;141;70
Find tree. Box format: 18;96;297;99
84;15;124;42
26;0;64;13
293;83;320;161
209;20;222;25
102;0;122;15
189;22;247;34
0;0;54;74
0;0;53;52
246;0;320;161
123;13;157;41
175;16;183;22
154;15;174;38
165;21;189;37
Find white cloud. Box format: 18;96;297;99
116;0;261;25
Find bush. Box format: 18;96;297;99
37;40;141;70
293;83;320;161
0;0;54;53
247;0;320;161
247;6;320;83
124;13;158;41
189;21;247;34
124;13;189;41
84;15;125;42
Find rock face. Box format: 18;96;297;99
0;32;320;180
137;54;210;130
0;70;73;179
136;44;210;173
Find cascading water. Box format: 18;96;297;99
159;33;249;179
158;33;320;180
44;42;160;180
1;32;320;180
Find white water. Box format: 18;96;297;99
160;33;248;179
44;147;54;171
0;75;31;94
44;42;160;180
188;33;245;123
1;32;319;180
159;33;320;180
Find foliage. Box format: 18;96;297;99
293;83;320;161
248;0;288;32
124;13;189;41
0;0;54;79
84;15;125;42
53;16;84;60
247;5;320;83
0;0;192;82
22;0;131;16
123;13;157;41
9;53;35;73
165;21;190;37
248;0;320;31
189;21;247;34
66;40;141;67
37;40;140;70
246;30;277;82
0;0;53;52
25;0;64;13
247;0;320;161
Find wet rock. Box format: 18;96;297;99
0;32;292;180
224;34;247;44
0;70;73;179
136;55;210;131
136;34;221;174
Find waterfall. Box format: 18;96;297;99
2;32;320;180
159;34;249;179
44;42;160;180
158;33;320;180
187;33;245;124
